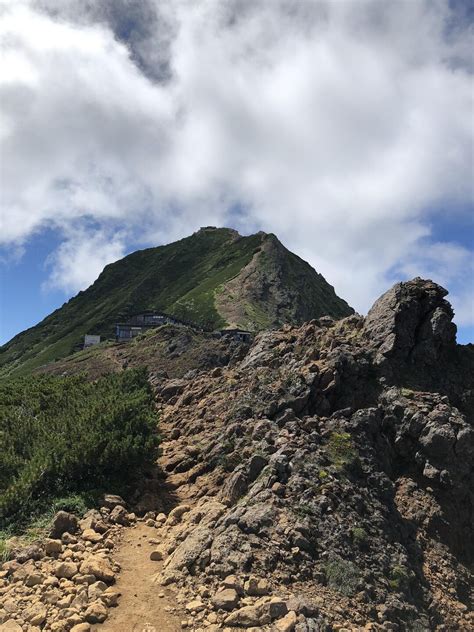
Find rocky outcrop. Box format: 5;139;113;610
363;278;457;368
146;278;472;631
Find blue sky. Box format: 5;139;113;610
1;0;473;346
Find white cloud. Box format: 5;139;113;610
43;227;126;294
0;0;472;323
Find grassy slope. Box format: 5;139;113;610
0;229;262;377
1;228;353;377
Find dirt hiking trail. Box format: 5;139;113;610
92;522;181;632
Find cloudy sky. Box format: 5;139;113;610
1;0;473;343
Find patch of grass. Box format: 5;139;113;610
351;526;368;548
389;565;411;592
326;432;359;471
294;503;315;518
324;555;360;596
0;532;12;562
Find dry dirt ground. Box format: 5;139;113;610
92;522;182;632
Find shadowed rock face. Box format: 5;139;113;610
364;278;457;367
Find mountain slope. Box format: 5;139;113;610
0;227;353;376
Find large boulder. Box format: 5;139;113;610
363;278;456;368
162;527;212;577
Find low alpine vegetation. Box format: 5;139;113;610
0;368;159;528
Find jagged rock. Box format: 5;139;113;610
80;510;108;533
23;602;47;625
363;278;456;367
87;580;107;600
211;588;240;611
55;561;78;579
185;599;205;612
61;532;77;544
275;610;298;632
70;624;91;632
14;544;43;563
25;572;43;586
162;527;212;575
109;505;129;526
166;504;191;526
80;556;115;584
84;600;108;623
82;529;103;543
0;622;23;631
102;587;121;607
161;379;187;400
50;511;78;538
244;577;270;596
102;494;126;509
221;468;248;505
224;597;288;626
45;539;63;556
247;454;268;482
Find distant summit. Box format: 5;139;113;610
0;228;353;376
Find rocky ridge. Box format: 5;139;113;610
1;278;473;631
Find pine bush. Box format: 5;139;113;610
0;368;159;527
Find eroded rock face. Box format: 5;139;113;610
363;278;457;368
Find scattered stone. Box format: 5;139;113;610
274;610;297;632
0;622;23;632
82;528;103;543
244;577;270;596
23;602;47;626
84;599;108;623
150;548;165;561
211;588;240;611
88;580;107;599
185;600;205;612
102;494;126;509
70;624;91;632
14;544;43;563
50;511;78;538
80;555;115;584
55;561;78;579
166;504;191;526
45;539;63;556
25;572;43;587
110;505;129;525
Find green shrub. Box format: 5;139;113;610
0;368;159;528
324;555;360;596
51;493;92;516
326;432;359;470
351;526;368;547
389;565;411;591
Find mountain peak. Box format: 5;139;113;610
0;228;352;376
